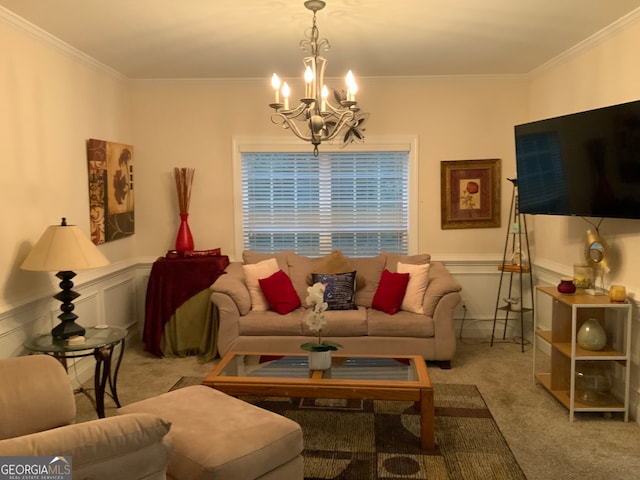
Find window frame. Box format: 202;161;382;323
232;135;419;258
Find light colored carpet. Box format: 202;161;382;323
75;335;640;480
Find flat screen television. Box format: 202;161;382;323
514;100;640;220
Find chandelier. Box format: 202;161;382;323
269;0;367;156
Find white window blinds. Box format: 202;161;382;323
241;150;409;257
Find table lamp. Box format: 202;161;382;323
21;218;110;339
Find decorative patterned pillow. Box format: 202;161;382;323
242;258;279;311
372;269;410;315
306;251;366;291
311;271;357;310
259;270;301;314
397;261;430;314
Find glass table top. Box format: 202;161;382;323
217;354;419;382
24;326;127;353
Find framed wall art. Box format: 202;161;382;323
87;138;135;244
440;158;501;229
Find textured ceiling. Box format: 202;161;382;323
1;0;639;79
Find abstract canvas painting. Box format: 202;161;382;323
87;138;135;244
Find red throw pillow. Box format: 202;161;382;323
258;270;301;314
372;269;410;315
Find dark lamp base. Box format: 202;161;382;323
52;320;86;340
52;270;85;339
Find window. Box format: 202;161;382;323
235;137;417;257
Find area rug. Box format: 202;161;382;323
170;378;526;480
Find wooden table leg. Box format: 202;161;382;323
420;387;435;450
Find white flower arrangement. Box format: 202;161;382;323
300;282;342;352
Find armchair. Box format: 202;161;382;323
0;355;172;480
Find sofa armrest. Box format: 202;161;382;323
211;290;243;357
0;355;76;440
431;291;462;362
0;413;172;480
423;261;462;318
210;262;251;315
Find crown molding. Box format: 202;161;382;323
0;6;127;81
530;7;640;76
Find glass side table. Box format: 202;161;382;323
24;326;127;418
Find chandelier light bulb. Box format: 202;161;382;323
346;70;357;101
282;82;291;110
304;66;314;98
271;73;281;103
321;85;328;112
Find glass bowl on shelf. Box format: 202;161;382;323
575;361;613;405
573;264;593;289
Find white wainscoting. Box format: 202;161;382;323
0;259;153;388
443;256;535;341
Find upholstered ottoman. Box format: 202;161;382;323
118;385;304;480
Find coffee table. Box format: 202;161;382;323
203;351;435;450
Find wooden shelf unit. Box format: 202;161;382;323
533;286;631;421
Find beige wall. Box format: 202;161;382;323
130;75;528;260
527;17;640;290
0;17;133;307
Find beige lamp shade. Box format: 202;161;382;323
21;221;110;272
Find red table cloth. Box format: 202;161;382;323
143;255;229;357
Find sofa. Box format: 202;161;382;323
0;355;172;480
210;250;462;367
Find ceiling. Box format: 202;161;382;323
1;0;640;79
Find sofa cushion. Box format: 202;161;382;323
367;308;435;337
259;270;301;314
350;254;387;308
243;258;279;311
239;309;306;335
0;413;172;479
372;269;410;315
0;355;75;440
287;252;327;303
243;250;291;273
311;272;357;310
397;262;430;314
302;307;368;336
305;250;366;291
384;253;431;271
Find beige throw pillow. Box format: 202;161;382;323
243;258;279;311
397;261;430;314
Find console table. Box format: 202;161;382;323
24;326;127;418
144;254;229;359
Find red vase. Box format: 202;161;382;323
557;277;576;294
175;213;194;252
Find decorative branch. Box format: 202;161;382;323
174;167;195;214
